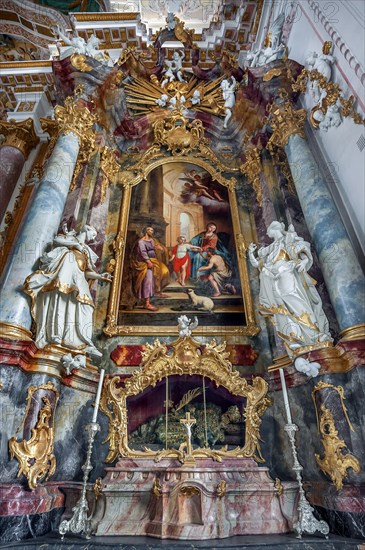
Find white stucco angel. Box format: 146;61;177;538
248;221;332;357
51;25;113;66
306;42;335;103
313;100;342;131
161;50;186;87
221;76;236;128
24;224;112;358
247;13;286;68
178;315;199;337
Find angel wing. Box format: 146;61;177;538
268;13;285;49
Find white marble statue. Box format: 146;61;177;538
51;25;113;65
24;225;112;358
156;93;169;107
247;13;286;68
191;89;201;105
161;50;186;87
220;76;236;129
294;357;321;377
313;99;342;131
166;12;176;31
61;353;86;375
306;43;335;103
248;221;332;358
178;315;199;337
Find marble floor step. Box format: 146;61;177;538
3;531;363;549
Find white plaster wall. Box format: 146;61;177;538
281;0;365;254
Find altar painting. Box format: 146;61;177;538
116;161;250;334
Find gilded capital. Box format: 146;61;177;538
53;94;98;149
267;97;307;149
0;118;40;159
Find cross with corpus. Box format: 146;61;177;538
180;411;196;457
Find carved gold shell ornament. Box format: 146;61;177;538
100;335;271;465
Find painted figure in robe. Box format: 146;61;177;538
190;222;231;279
248;221;332;355
130;226;169;311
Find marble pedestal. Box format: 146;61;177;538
84;458;299;539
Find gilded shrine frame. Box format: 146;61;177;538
104;113;259;337
100;335;271;464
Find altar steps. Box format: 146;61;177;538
2;532;363;549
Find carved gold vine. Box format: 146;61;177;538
99;145;120;203
9;381;59;490
312;382;361;490
240;148;263;206
100;335;271;465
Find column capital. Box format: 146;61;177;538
53;94;98;149
0;118;40;159
267;95;307;149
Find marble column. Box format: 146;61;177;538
0;119;39;222
268;99;365;333
0;98;96;338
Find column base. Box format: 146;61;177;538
339;324;365;342
0;321;33;341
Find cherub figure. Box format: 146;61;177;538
161;50;186;87
178;315;199;337
220;76;236;128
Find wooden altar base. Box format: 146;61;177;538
86;458;299;539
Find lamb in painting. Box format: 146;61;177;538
187;289;214;312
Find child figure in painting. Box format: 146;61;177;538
169;236;201;286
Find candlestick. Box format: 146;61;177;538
279;368;292;424
92;368;105;423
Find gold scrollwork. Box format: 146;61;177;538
180;486;200;497
267;91;307;150
240;147;263;206
100;335;271;465
9;381;59;490
315;404;361;490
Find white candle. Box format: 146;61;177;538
279;368;293;425
92;368;105;423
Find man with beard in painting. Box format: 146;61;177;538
131;226;169;311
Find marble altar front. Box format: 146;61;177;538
61;458;299;539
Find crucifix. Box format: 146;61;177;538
180;411;196;458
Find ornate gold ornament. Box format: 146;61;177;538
124;75;224;118
0;118;39;159
180;486;200;497
70;53;93;72
93;477;103;500
288;64;365;127
52;86;98;190
153;112;206;156
263;68;282;82
312;382;361;490
274;477;283;496
267;91;307;149
240;147;263;205
100;335;271;465
339;323;365;342
315;404;361;490
9;381;59;490
152;478;163;497
216;479;227;498
99;146;120;203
